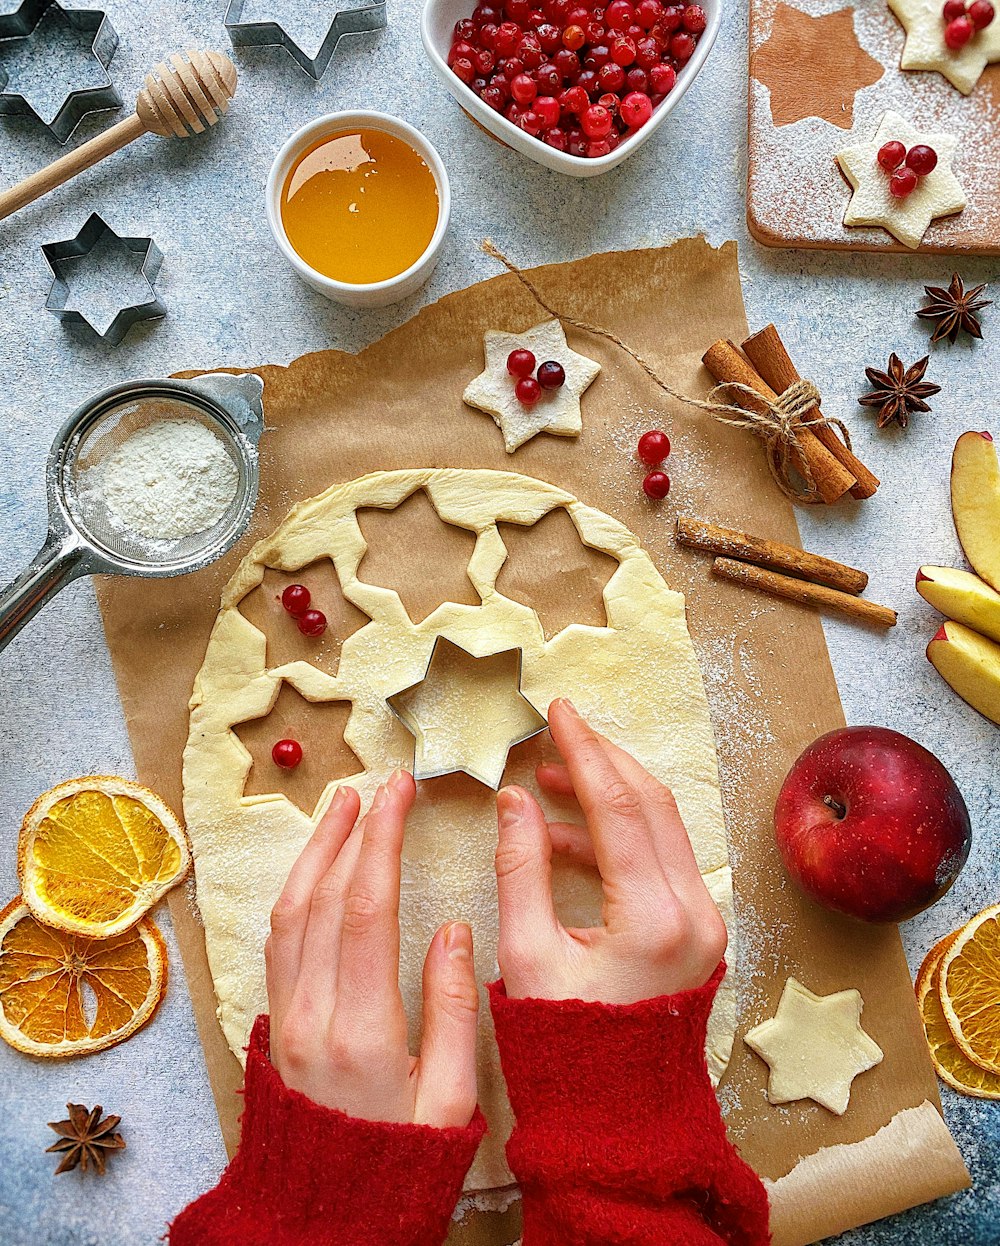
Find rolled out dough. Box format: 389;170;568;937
183;468;736;1191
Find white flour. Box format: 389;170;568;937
82;418;239;542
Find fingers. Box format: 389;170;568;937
495;786;562;974
536;762;576;799
547;821;598;868
416;922;479;1129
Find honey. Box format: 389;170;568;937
279;129;440;286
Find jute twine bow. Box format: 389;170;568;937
481;240;854;505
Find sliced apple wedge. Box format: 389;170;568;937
917;566;1000;645
952;431;1000;592
927;621;1000;726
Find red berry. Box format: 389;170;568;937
606;0;636;29
298;609;328;637
942;0;967;17
535;61;562;91
585;41;611;67
536;21;561;50
553;48;581;77
661;3;684;30
560;83;589;113
576;68;600;96
581;102;613;137
516;376;542;405
272;739;303;769
906;144;938;176
453;56;476;82
642;470;671;500
877;140;906;172
537;360;566;388
586;138;613;158
563;21;586;47
507;348;536;377
626;65;649;91
636;0;661;27
620;90;653;128
611;34;637;64
945;13;975;44
969;0;995;26
670;30;696;59
544;126;569;150
495;20;521;53
649;62;676;92
454;17;477;40
598;62;626;91
483;84;506;109
511;71;537;102
683;3;707;31
475;47;495;73
889;166;918;198
281;584;311;616
518;109;544;135
637;429;671;463
534;94;561;127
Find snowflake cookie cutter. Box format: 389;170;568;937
42;213;165;347
386;636;548;791
223;0;387;81
0;0;121;144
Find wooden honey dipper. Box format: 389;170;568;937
0;50;238;222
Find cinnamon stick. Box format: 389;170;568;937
712;558;897;629
676;516;869;595
701;340;857;505
741;325;880;500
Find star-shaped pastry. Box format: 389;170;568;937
463;320;601;454
744;977;884;1115
387;638;546;790
835;111;966;249
753;3;883;129
889;0;1000;94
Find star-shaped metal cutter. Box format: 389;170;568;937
42;213;165;346
387;637;547;791
224;0;387;81
889;0;1000;95
0;0;120;143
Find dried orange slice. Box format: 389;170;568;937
939;903;1000;1076
916;934;1000;1100
0;898;167;1058
18;777;190;938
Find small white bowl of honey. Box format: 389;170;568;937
266;111;451;308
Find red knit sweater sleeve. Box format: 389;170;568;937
488;963;771;1246
168;1016;485;1246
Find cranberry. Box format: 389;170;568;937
453;56;475;82
530;7;546;25
560;83;589;112
535;61;562;90
535;94;561;127
889;166;918;198
606;0;636;30
568;129;588;155
480;22;499;47
636;0;661;26
516;376;542;405
537;360;566;388
945;13;975;43
587;137;613;157
642;471;671;499
507;0;531;19
606;129;622;151
626;66;649;91
472;75;489;94
553;48;581;76
519;37;544;67
942;0;966;16
537;21;561;49
611;34;637;64
298;609;328;637
683;3;707;31
581;103;613;137
637;429;671;464
635;35;660;67
511;71;538;102
969;0;995;26
585;41;611;67
877;140;906;172
272;739;303;769
483;84;506;109
495;20;521;53
547;0;571;19
507;348;536;377
906;144;938;176
502;54;525;74
505;101;524;123
670;30;696;59
519;109;544;134
562;21;586;46
281;584;311;616
577;68;601;94
598;62;626;90
586;19;607;42
598;90;619;111
661;4;684;31
475;4;501;22
545;126;569;150
649;62;676;92
475;47;496;73
617;90;652;128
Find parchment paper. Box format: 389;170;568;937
94;240;969;1245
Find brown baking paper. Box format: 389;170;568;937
94;240;969;1245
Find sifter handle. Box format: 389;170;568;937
0;531;88;655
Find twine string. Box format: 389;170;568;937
481;239;853;505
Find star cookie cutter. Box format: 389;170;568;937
387;637;548;791
223;0;387;81
0;0;121;143
42;213;165;346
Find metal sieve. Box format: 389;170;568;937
0;372;264;655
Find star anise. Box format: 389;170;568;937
859;354;941;430
917;273;991;345
46;1104;125;1175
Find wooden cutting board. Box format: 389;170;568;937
748;0;1000;254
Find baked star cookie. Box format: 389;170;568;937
463;320;601;453
889;0;1000;94
835;111;966;249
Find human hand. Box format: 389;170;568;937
265;770;479;1128
495;699;727;1004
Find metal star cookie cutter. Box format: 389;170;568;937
223;0;387;81
387;636;548;791
42;213;165;347
0;0;121;144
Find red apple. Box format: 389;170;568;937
774;726;971;923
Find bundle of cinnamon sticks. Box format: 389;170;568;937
702;324;879;505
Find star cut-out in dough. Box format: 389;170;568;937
387;638;547;789
889;0;1000;94
835;111;966;249
744;977;883;1115
463;320;601;454
754;3;883;129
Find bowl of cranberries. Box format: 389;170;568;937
421;0;720;175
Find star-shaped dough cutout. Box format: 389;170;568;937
835;111;966;249
889;0;1000;94
387;638;547;790
754;4;883;129
463;320;601;454
744;978;884;1115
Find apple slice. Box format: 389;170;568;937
917;566;1000;644
952;431;1000;592
927;621;1000;725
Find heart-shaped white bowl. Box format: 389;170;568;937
421;0;721;177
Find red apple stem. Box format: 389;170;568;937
823;794;847;819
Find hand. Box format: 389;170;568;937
494;699;728;1005
264;770;479;1128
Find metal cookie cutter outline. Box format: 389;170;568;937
387;636;548;791
224;0;387;81
42;212;165;347
0;0;121;144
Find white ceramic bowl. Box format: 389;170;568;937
421;0;720;177
266;111;451;308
